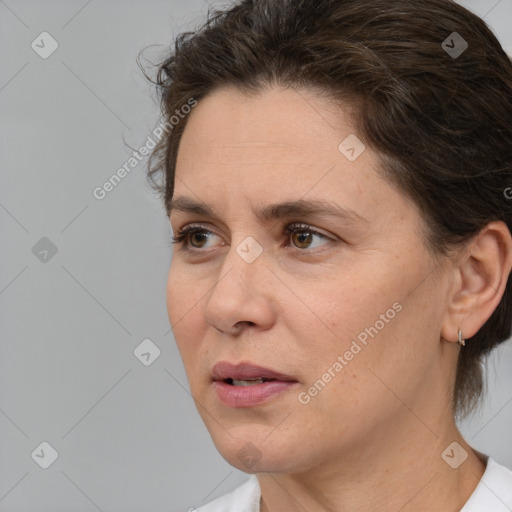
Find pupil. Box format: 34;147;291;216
294;231;312;248
192;232;208;247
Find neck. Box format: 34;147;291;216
257;410;486;512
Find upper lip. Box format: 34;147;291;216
211;361;298;382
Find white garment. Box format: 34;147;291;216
195;456;512;512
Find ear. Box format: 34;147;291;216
441;221;512;344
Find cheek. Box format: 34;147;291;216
166;263;198;322
295;321;411;445
297;276;413;401
165;267;181;325
166;265;205;358
310;278;395;356
314;290;438;426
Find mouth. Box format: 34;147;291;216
211;361;299;407
211;361;298;383
223;377;278;386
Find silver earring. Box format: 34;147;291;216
458;328;465;347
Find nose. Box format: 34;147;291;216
204;241;275;335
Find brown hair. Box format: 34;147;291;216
142;0;512;419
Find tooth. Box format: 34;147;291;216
232;379;265;386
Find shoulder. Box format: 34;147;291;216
461;457;512;512
194;475;260;512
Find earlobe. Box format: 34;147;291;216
441;221;512;344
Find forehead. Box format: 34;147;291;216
177;85;355;163
173;85;419;233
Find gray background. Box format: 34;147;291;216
1;0;511;510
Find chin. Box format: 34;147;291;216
208;427;312;474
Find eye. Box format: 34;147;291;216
284;223;332;250
171;222;334;252
171;223;220;250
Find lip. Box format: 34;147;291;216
211;361;297;382
211;361;299;408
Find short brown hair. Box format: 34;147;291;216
142;0;512;419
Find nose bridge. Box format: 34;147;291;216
213;234;266;297
205;234;269;326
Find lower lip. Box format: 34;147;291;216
213;380;298;407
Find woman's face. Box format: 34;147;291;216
167;84;455;473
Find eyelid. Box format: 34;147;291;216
284;222;333;240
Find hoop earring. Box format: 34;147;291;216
458;328;466;347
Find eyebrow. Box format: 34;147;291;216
168;196;369;225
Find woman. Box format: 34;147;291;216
144;0;512;510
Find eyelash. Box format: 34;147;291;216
170;223;332;252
